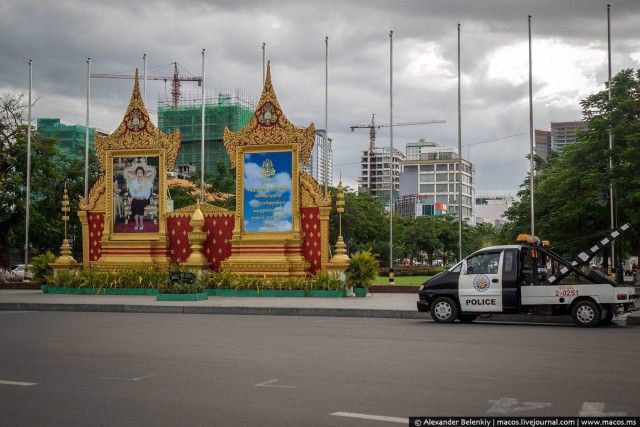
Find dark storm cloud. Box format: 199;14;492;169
1;0;638;196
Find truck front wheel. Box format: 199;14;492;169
571;300;601;327
430;297;458;323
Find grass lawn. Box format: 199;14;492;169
373;275;430;286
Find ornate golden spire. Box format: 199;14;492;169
93;69;181;170
223;61;315;169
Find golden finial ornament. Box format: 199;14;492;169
329;173;349;265
53;183;78;266
184;199;210;270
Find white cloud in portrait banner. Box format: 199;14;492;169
244;161;292;197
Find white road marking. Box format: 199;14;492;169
487;397;551;414
0;380;37;386
580;402;627;417
99;373;158;382
331;412;408;424
254;379;297;389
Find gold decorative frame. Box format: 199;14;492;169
105;149;167;241
234;143;301;241
220;62;315;275
79;71;179;267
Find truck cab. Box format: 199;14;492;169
417;224;637;327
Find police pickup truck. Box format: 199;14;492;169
417;224;637;327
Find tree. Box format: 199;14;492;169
504;69;640;261
328;186;388;258
0;94;104;266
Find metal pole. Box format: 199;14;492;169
528;15;535;237
143;53;147;106
24;59;33;276
201;48;206;203
389;30;394;282
607;4;619;282
262;43;266;84
324;36;329;194
84;57;91;203
457;23;463;262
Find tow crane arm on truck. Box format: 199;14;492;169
541;223;636;287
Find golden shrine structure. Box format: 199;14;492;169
65;63;342;277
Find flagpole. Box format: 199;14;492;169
607;4;618;282
24;59;33;278
143;53;147;106
389;30;395;285
528;15;535;237
262;43;266;84
457;23;463;262
84;57;91;203
201;48;206;203
324;36;329;194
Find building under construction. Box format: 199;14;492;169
157;90;256;177
36;118;108;160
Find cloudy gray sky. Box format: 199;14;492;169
1;0;639;197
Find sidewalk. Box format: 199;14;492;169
0;289;638;326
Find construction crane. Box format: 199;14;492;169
350;114;445;194
91;62;202;107
350;114;446;152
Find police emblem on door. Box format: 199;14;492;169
473;275;490;292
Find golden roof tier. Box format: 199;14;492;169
94;70;181;171
223;61;315;169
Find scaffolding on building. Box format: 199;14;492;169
157;89;256;141
157;90;257;176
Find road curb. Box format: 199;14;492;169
1;301;637;325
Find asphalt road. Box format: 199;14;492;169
0;311;638;426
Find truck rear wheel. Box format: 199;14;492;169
571;300;601;327
430;297;458;323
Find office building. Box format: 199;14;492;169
398;141;474;223
535;129;551;160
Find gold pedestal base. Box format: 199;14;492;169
50;239;81;275
221;238;310;277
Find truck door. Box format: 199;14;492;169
501;249;519;313
459;250;503;312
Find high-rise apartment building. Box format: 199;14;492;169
302;129;333;187
358;146;405;203
398;141;474;223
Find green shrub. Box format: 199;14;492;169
158;282;204;294
202;270;344;291
47;265;169;290
378;265;447;277
32;252;57;285
309;271;343;291
345;250;379;289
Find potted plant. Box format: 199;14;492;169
345;249;379;297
